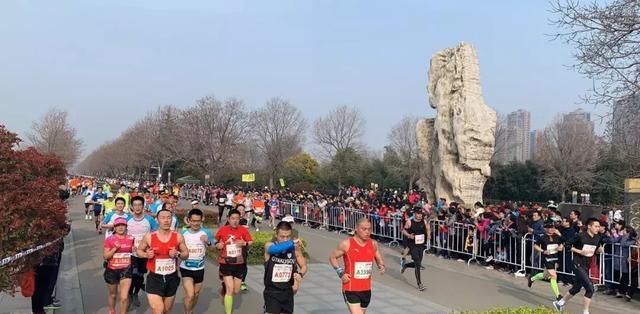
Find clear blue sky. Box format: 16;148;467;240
0;0;604;159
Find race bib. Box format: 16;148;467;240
219;198;225;203
188;244;205;260
112;252;131;268
271;264;293;282
415;234;425;245
155;258;176;275
226;244;241;258
353;262;373;279
547;244;558;255
582;244;597;257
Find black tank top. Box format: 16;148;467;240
264;244;297;290
408;219;427;247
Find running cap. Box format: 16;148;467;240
114;217;127;226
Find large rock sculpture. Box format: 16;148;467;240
417;43;496;206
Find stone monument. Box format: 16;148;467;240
417;43;496;206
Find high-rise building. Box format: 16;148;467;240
503;109;531;163
529;130;537;160
563;108;594;133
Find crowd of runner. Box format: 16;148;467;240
65;177;639;314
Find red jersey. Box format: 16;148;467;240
215;225;252;265
342;237;376;292
146;232;179;275
104;235;134;270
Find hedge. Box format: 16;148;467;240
207;231;309;265
459;307;556;314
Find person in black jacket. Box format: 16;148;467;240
553;218;604;314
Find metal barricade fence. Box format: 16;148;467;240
261;202;640;290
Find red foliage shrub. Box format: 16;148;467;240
0;125;69;293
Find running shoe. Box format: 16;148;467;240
552;300;564;312
43;301;61;310
240;282;248;292
418;284;425;291
485;255;493;263
132;294;141;307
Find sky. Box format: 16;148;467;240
0;0;606;160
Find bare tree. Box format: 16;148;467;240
312;105;365;159
550;0;640;107
180;96;249;182
388;116;422;190
491;112;509;164
253;97;307;188
535;115;599;201
27;108;83;169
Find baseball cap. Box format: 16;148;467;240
191;200;199;205
114;217;127;226
543;220;555;228
107;192;114;198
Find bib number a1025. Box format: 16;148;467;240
155;258;176;275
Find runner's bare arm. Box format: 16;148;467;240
136;233;150;257
177;233;189;260
264;242;273;262
373;241;385;274
295;245;307;277
425;221;431;241
329;239;349;268
103;244;118;260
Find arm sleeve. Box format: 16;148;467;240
102;212;112;224
267;240;294;255
205;229;215;244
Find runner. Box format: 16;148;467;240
252;193;265;231
268;194;280;229
216;190;228;226
180;208;214;314
528;220;564;302
401;207;431;291
553;218;604;313
215;209;253;314
263;221;307;314
136;209;190;314
329;218;386;314
102;197;132;239
83;186;94;220
126;195;158;310
91;186;107;234
103;217;135;314
235;204;250;293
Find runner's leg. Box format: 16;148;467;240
118;278;131;313
107;284;117;314
183;277;195;313
147;294;165;314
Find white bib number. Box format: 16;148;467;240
112;252;131;267
415;234;425;245
353;262;373;279
582;244;597;257
155;258;176;275
271;264;293;282
547;244;558;255
226;244;241;258
188;244;205;260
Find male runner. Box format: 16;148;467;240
102;197;132;239
91;186;107;234
126;195;158;309
401;207;431;291
215;209;253;314
528;220;564;302
136;209;189;314
329;218;385;314
263;221;307;314
553;218;604;314
180;209;214;314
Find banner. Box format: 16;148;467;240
241;173;255;182
279;178;286;187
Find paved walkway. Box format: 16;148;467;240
3;196;639;313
